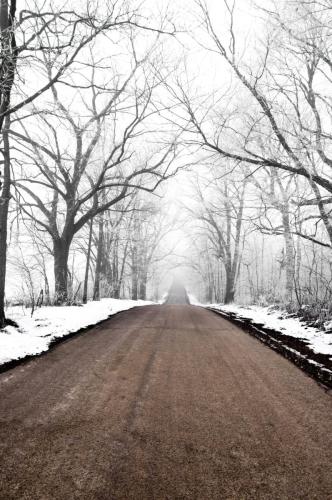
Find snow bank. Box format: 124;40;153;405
0;298;153;366
210;303;332;357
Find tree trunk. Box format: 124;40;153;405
139;269;147;300
44;274;50;306
206;283;213;303
53;238;70;305
206;265;214;303
114;239;129;299
0;115;11;327
131;243;138;300
224;266;235;304
281;209;294;304
132;275;138;300
82;218;93;304
93;218;104;301
0;0;16;327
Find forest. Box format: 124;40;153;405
0;0;332;328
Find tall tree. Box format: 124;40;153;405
188;169;247;304
0;0;16;327
0;0;176;316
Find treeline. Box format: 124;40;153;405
0;0;180;326
1;0;332;324
10;195;172;308
181;1;332;319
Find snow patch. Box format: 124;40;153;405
0;298;153;366
209;303;332;357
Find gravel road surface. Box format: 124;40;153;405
0;305;332;499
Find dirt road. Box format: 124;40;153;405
0;305;332;500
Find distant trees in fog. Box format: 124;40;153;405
178;0;332;313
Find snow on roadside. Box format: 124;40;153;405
209;303;332;357
0;298;153;366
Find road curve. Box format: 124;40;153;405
0;305;332;500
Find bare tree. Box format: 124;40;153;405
0;0;176;320
82;217;93;304
11;41;180;303
0;115;10;326
187;167;247;303
0;0;16;326
128;200;175;300
171;1;332;246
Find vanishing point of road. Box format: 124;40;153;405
0;304;332;499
